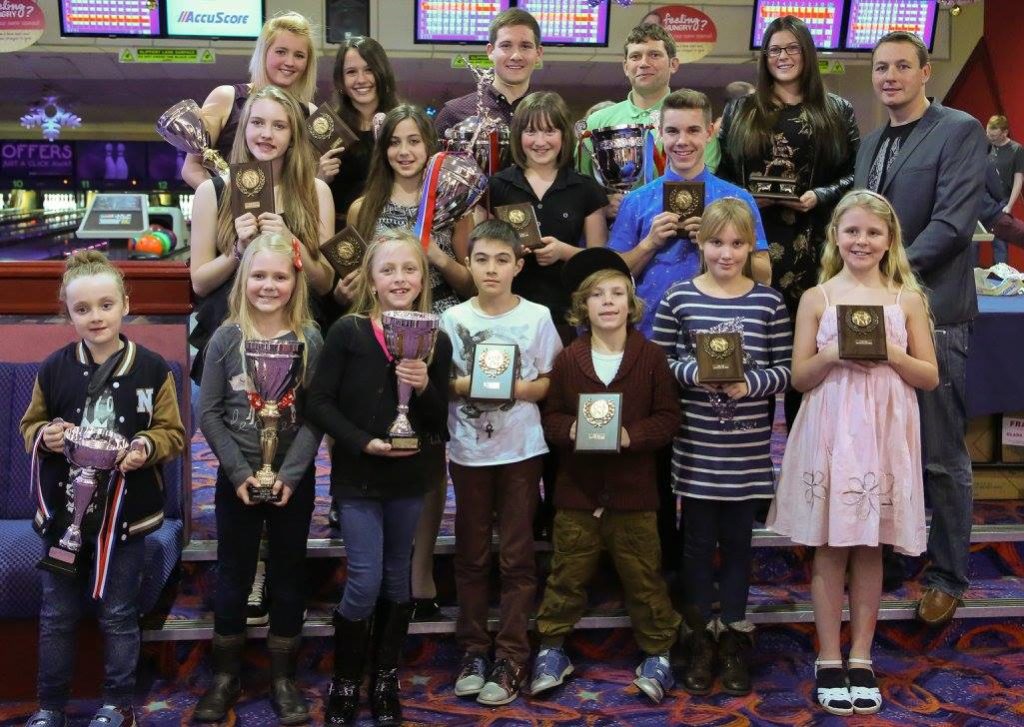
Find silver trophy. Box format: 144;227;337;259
156;99;229;178
38;427;129;577
576;120;652;194
445;115;510;174
244;340;305;503
426;152;489;233
382;311;440;450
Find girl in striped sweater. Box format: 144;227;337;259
653;197;792;697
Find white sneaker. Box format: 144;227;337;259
245;561;268;626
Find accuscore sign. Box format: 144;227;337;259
165;0;262;39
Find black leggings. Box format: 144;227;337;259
213;467;315;637
682;498;759;624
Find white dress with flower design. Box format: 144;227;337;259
766;287;927;556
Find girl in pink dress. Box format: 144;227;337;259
767;190;938;717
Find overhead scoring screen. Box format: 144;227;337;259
165;0;264;39
414;1;512;44
59;0;162;37
516;0;609;46
844;0;938;51
750;0;844;50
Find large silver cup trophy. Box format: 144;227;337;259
575;121;652;194
38;427;129;577
429;152;489;231
382;311;440;450
156;99;229;178
244;340;305;503
445;116;510;174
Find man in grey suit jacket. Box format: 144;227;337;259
855;32;987;626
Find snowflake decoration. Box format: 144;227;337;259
21;95;82;142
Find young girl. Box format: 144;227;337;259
20;251;185;727
189;84;335;383
653;197;793;697
767;190;938;716
532;248;681;705
306;231;453;726
195;233;324;724
182;11;318;188
347;103;472;619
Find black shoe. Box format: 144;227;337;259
717;625;753;696
369;601;413;726
267;634;309;725
328;498;341;529
411;598;440;621
194;634;244;722
680;607;715;696
326;613;371;726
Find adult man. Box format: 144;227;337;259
854;31;987;626
982;115;1024;264
434;8;542;162
580;24;722;213
609;89;769;340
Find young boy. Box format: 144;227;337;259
440;219;562;705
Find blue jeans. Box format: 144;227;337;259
337;495;424;620
37;536;146;710
920;323;974;597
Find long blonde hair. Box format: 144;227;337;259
820;190;932;318
248;12;318;103
226;233;315;382
696;197;756;279
215;86;323;261
348;230;433;318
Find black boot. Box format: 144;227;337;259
717;625;753;696
194;633;244;722
369;601;413;726
680;607;716;696
326;613;371;726
267;634;309;725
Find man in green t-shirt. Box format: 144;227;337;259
579;23;721;216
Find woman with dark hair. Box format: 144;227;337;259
717;14;859;427
348;103;474;622
319;36;400;235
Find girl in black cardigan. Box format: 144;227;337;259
307;230;452;726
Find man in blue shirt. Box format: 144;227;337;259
609;89;770;339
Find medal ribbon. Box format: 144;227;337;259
488;129;500;175
29;425;52;522
643;128;659;185
92;470;127;600
413;152;447;250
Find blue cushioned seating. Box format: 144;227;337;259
0;360;189;618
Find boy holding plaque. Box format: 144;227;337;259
767;191;937;716
21;252;185;727
439;219;562;706
531;248;682;704
652;198;792;697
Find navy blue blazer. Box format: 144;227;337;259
854;102;987;325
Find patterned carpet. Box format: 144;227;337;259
2;619;1023;725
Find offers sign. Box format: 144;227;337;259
650;5;717;63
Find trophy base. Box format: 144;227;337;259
748;176;801;200
751;191;802;201
387;435;421;451
248;485;281;504
38;547;80;578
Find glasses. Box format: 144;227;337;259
765;43;803;59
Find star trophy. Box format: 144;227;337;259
244;339;305;503
443;57;510;175
574;115;659;194
37;427;129;577
381;311;440;450
156;99;229;179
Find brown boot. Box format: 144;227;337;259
680;607;715;696
717;624;753;696
194;633;244;722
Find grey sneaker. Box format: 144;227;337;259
530;647;573;696
477;658;526;706
634;654;674;704
454;653;490;697
25;710;66;727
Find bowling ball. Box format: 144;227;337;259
149;223;177;250
150;230;173;254
131;234;164;256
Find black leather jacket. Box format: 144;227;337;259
717;92;860;217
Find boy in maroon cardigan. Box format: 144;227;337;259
532;248;682;703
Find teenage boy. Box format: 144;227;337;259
983;115;1024;265
435;8;543;152
609;89;769;341
439;219;563;706
580;24;721;215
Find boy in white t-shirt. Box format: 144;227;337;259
440;219;562;706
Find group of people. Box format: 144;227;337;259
20;6;991;727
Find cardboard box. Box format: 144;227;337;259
973;468;1024;500
966;413;1024;463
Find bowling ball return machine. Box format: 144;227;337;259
76;193;188;259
